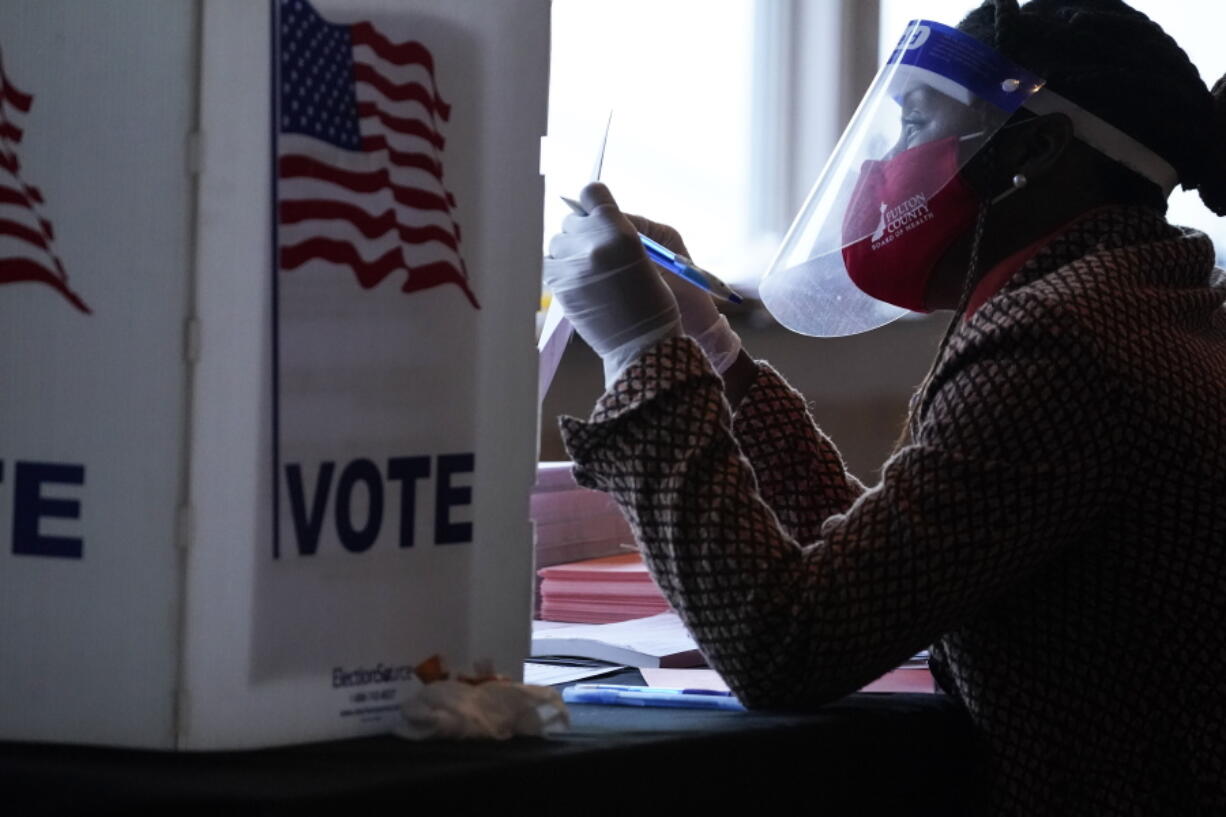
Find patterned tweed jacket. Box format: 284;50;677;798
560;208;1226;816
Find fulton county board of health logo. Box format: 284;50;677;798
0;45;91;314
275;0;480;309
870;193;934;251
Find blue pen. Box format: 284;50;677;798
560;196;744;305
562;683;746;712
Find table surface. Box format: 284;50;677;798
0;672;984;816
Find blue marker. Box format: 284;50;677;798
560;196;744;305
562;683;746;712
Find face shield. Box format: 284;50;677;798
760;20;1044;337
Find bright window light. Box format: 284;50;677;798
1124;0;1226;258
545;0;760;287
878;0;976;52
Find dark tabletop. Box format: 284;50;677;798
0;672;984;816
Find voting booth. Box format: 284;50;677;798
0;0;548;749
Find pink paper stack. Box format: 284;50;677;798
537;553;671;624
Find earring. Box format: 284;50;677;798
991;173;1029;205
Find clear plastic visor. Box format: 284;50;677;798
760;20;1043;337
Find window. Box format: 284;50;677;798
545;0;856;290
546;0;760;285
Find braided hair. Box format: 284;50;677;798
958;0;1226;215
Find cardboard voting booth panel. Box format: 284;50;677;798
0;0;548;749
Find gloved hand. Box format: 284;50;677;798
625;214;743;374
544;183;680;387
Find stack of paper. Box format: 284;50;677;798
531;612;704;668
532;462;634;569
538;553;670;623
523;661;626;686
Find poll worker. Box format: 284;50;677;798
543;1;1225;814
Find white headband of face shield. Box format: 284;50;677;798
1022;89;1179;196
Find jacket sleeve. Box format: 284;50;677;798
728;363;866;544
559;295;1121;709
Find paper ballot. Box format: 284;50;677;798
531;612;704;668
538;111;611;405
537;301;573;405
523;662;625;686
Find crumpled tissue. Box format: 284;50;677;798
395;679;570;740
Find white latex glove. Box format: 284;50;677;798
545;183;681;387
625;214;743;374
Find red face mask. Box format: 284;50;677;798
840;135;980;312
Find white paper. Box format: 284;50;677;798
532;612;697;654
537;300;573;405
531;612;702;667
639;667;731;693
523;662;625;686
537;108;608;407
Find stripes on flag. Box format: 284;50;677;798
276;0;478;308
0;44;90;314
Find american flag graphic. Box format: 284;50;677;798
0;45;90;314
276;0;478;308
